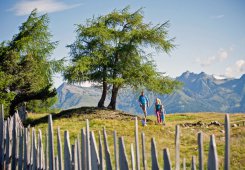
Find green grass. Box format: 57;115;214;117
26;108;245;169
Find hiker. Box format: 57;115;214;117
155;98;162;123
138;91;149;126
155;98;165;124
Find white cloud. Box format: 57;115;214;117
225;59;245;77
197;48;230;67
236;59;245;72
8;0;81;16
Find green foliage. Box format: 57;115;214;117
65;6;180;109
0;9;63;115
26;96;59;113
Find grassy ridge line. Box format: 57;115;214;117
26;108;245;169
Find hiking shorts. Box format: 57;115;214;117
140;103;147;115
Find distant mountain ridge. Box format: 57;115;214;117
53;71;245;114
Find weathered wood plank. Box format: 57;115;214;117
182;158;186;170
86;119;91;170
24;128;30;170
90;131;100;170
114;131;118;170
135;117;140;170
198;132;203;170
141;133;147;170
76;137;81;170
81;128;86;170
45;129;48;170
118;137;129;170
57;127;63;170
175;125;180;170
208;134;219;170
98;131;104;170
18;129;23;170
163;148;172;170
151;138;159;170
48;115;55;170
130;144;135;170
31;128;37;170
72;143;78;170
64;131;72;170
0;104;4;170
37;129;44;170
11;114;18;170
6;119;11;170
224;114;230;170
103;127;112;170
191;156;196;170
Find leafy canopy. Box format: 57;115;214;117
0;9;64;114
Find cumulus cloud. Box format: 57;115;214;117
197;48;230;67
236;59;245;72
8;0;81;16
225;59;245;77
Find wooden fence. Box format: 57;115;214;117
0;104;231;170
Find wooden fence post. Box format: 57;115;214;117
141;133;147;170
86;119;91;170
45;129;48;170
198;132;203;170
76;137;82;170
48;115;55;170
103;127;112;170
191;156;196;170
163;148;172;170
24;128;30;170
98;131;104;170
31;128;37;170
90;131;100;170
11;114;18;170
131;144;135;170
6;119;11;169
64;131;72;170
118;137;129;170
57;127;63;170
175;125;180;170
135;117;140;170
151;138;159;170
208;135;219;170
81;128;86;170
37;129;44;170
72;142;78;170
0;104;4;170
114;131;119;170
224;114;230;170
18;129;23;170
182;158;186;170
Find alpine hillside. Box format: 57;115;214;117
53;71;245;114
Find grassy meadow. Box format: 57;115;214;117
26;107;245;169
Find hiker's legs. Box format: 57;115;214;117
156;111;161;123
141;104;147;123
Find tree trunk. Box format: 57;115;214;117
9;84;56;116
107;85;119;110
97;81;107;108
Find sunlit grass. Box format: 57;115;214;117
26;109;245;169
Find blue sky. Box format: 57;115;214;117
1;0;245;88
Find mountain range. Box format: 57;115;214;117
53;71;245;114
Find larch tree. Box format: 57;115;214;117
0;9;63;115
65;6;181;110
